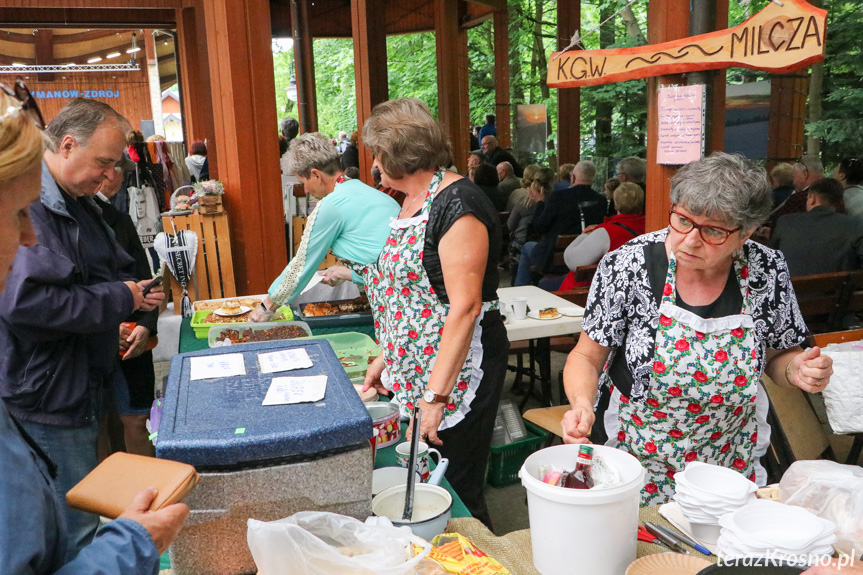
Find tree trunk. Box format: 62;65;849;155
594;3;615;158
510;2;526;104
620;6;644;40
806;0;824;155
531;0;550;101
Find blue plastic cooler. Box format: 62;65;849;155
157;339;375;575
157;339;373;467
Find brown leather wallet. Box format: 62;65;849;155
66;452;199;519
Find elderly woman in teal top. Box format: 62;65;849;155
249;133;399;321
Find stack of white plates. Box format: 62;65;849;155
717;499;837;563
673;461;758;543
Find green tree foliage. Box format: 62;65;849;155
805;0;863;165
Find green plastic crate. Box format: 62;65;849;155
189;306;293;339
487;420;549;487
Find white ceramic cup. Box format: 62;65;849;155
511;297;528;320
395;441;442;481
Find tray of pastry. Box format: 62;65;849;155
208;321;312;347
291;294;374;329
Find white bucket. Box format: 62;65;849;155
519;444;645;575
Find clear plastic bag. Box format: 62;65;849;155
247;511;432;575
779;460;863;555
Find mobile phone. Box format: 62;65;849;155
141;275;163;296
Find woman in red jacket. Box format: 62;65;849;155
557;182;645;290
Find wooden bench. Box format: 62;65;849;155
791;270;863;333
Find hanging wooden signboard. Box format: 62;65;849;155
547;0;826;88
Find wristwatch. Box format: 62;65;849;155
422;387;449;404
260;301;274;313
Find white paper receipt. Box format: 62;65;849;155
262;375;328;405
258;348;313;374
189;354;246;380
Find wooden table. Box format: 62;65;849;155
497;286;584;407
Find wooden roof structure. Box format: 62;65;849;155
0;28;177;90
0;0;515;296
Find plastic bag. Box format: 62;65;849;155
779;460;863;555
247;511;431;575
819;345;863;433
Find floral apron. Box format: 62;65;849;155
347;170;497;430
617;251;760;506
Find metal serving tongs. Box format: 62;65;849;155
402;408;422;521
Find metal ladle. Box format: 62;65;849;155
402;408;422;521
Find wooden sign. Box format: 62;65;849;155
547;0;826;88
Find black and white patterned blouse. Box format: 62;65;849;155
583;229;809;404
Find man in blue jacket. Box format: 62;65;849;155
0;98;164;559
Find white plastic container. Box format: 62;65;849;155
519;444;645;575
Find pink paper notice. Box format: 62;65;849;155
657;84;706;165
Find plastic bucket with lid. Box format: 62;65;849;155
519;444;645;575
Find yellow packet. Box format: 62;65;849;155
425;533;509;574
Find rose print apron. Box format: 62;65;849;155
346;170;498;430
616;251;760;506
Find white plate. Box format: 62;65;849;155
214;305;252;317
559;306;583;317
527;310;563;320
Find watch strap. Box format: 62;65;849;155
425;388;449;404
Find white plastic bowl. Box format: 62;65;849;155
675;462;757;501
723;500;836;549
690;520;722;544
674;489;753;515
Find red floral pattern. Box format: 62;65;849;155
616;251;759;506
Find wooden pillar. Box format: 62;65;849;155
177;1;216;154
34;30;55;81
767;73;808;170
351;0;388;185
493;8;511;149
557;0;580;164
645;0;690;232
203;0;287;294
687;0;728;155
435;0;469;174
291;0;318;133
708;0;728;154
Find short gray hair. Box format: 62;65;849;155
670;152;772;232
795;154;824;177
574;160;596;183
45;98;130;150
497;161;513;177
287;132;342;178
616;157;647;183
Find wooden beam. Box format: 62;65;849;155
767;73;808;169
464;0;505;9
203;0;287;294
645;0;690;233
557;0;580;164
493;8;510;149
0;0;181;8
34;29;55;81
351;0;388;185
291;0;318;133
176;1;215;150
0;8;176;27
435;0;469;174
144;29;157;65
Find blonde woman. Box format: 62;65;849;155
507;166;552;282
0;83;187;572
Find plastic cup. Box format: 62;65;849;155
512;297;528;320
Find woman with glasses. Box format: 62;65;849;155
561;152;834;505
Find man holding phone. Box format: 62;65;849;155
0;99;165;559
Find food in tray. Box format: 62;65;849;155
195;298;262;311
204;308;288;324
538;307;559;319
221;300;241;313
215;325;309;344
302;295;371;317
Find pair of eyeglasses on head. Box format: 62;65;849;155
0;78;45;130
668;209;741;245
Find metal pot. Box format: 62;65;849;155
371;483;453;541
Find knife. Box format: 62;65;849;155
644;522;689;555
652;522;713;556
